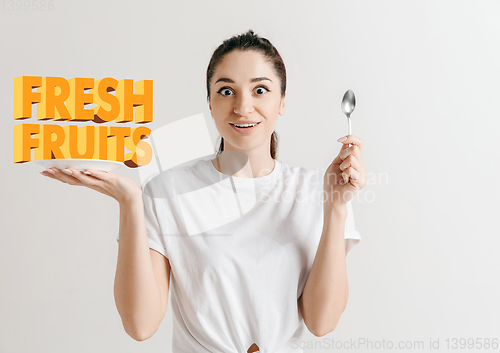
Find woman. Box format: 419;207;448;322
40;30;367;353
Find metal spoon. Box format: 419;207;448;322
341;89;356;147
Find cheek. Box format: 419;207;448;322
212;99;233;114
263;96;282;114
257;101;280;123
210;103;229;122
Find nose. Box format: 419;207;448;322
233;92;254;117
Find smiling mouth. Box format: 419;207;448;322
229;122;261;128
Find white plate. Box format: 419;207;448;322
35;159;123;172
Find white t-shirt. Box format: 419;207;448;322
117;158;362;352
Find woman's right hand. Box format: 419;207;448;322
40;167;142;205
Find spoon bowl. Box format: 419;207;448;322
341;90;356;117
341;90;356;147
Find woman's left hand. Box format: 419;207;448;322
323;134;367;211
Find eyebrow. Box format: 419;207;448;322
214;77;272;84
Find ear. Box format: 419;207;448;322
278;91;286;116
208;97;213;117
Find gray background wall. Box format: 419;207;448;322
1;0;498;352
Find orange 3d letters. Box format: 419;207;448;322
13;76;153;168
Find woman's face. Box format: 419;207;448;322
208;49;286;155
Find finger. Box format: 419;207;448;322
332;137;363;166
339;134;363;153
339;155;364;173
40;170;66;182
51;168;85;186
339;144;362;162
41;168;74;183
64;168;116;198
66;168;106;188
41;169;114;198
342;167;361;185
82;168;112;181
332;141;352;166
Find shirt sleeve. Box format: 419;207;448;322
115;176;170;260
345;200;362;256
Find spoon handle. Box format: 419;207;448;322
348;117;353;148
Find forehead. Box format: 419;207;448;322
213;50;277;82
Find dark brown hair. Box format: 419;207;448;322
206;29;286;159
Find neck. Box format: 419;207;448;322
212;144;275;179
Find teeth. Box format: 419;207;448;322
233;123;257;128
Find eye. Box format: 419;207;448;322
216;85;270;97
254;86;270;95
217;87;233;97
